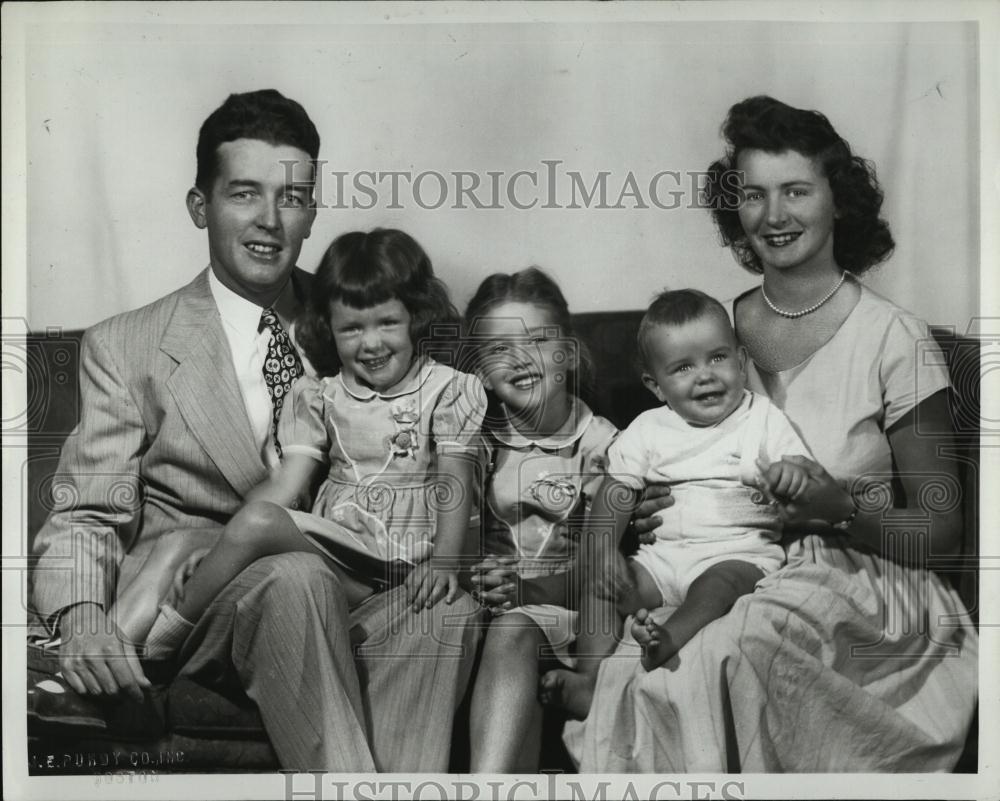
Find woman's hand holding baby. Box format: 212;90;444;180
758;455;855;529
756;458;810;502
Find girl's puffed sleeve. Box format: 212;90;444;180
431;369;488;455
580;415;619;500
277;374;330;462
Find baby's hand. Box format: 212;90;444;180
404;558;460;612
756;457;811;503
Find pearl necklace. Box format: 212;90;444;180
761;271;847;319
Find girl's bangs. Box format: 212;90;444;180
334;261;399;309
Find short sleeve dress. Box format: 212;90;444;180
277;358;487;565
482;397;618;665
567;283;979;772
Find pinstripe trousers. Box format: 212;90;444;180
176;552;485;771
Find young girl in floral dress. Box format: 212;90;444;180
116;228;487;655
464;267;617;772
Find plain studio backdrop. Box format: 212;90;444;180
15;15;981;333
2;6;998;801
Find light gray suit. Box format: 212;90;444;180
31;268;483;770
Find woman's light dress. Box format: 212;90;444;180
567;285;978;771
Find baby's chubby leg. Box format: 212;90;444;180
633;559;763;671
539;559;662;719
629;607;673;670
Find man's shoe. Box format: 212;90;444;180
27;674;167;742
27;676;108;736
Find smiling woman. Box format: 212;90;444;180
736;149;838;278
568;95;978;773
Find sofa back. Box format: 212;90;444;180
18;315;981;620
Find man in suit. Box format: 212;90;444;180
30;89;483;771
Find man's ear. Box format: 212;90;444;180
187;187;208;229
304;203;317;240
641;372;667;403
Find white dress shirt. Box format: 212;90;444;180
208;269;280;469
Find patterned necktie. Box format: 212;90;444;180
259;307;303;456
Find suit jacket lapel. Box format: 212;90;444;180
161;270;268;497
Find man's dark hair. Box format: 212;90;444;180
195;89;320;193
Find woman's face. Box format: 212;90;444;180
736;149;838;274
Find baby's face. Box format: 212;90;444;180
641;314;747;427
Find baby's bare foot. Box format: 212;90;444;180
538;669;595;720
631;608;679;671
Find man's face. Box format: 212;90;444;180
188;138;316;305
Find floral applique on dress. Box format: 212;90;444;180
527;471;579;514
388;397;420;458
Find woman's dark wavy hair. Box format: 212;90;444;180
296;229;459;377
703;95;894;275
464;267;593;398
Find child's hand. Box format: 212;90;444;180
404;558;461;612
764;454;856;530
756;457;811;503
469;555;519;612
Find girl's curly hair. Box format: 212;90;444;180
702;95;894;275
295;229;459;377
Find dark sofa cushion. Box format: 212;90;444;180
573;310;659;430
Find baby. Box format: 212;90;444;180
543;288;812;718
